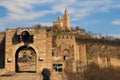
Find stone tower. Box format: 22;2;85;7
53;9;71;30
63;9;70;30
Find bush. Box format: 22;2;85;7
65;63;120;80
84;63;120;80
65;71;82;80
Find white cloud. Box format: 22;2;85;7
0;0;32;14
28;21;52;26
0;0;56;20
9;10;54;20
0;0;119;21
70;7;93;21
109;34;120;38
112;20;120;25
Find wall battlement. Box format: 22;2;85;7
57;35;75;39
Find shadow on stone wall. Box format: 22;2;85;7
0;37;5;69
12;32;21;45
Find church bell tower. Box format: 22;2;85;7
63;9;71;30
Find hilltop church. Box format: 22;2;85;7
0;9;87;73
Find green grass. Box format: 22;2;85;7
53;31;71;36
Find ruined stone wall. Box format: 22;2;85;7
79;44;87;66
86;43;120;67
75;43;87;72
86;43;120;59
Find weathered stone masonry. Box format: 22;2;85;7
4;28;52;73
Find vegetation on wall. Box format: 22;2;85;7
53;31;71;36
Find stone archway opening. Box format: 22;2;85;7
15;46;36;73
63;49;69;60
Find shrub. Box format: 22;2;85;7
65;63;120;80
84;63;120;80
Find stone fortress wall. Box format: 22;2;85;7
86;43;120;68
0;27;120;74
4;28;52;73
0;9;120;75
52;34;87;72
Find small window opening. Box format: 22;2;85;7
52;51;54;56
52;64;63;72
63;56;66;60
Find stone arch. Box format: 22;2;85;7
14;44;39;72
17;29;33;35
15;46;36;72
62;49;69;60
21;31;30;36
63;49;69;56
21;31;30;42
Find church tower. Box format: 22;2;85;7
63;9;71;30
53;9;71;31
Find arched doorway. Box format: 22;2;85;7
63;49;69;60
15;46;36;73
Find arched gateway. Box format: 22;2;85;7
5;28;52;73
15;46;36;72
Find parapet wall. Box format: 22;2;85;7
56;35;75;39
55;35;76;48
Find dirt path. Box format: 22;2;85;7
0;70;65;80
0;73;42;80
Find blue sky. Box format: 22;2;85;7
0;0;120;37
